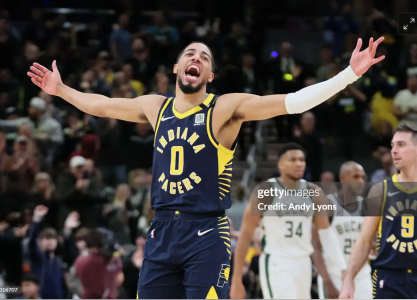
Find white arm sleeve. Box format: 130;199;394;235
318;227;347;272
285;65;360;114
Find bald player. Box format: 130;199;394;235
27;37;384;299
312;162;372;299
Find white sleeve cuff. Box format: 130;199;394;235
285;65;361;114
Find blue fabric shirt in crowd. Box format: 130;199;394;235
110;29;133;61
28;222;64;299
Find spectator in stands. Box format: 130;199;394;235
0;97;63;150
137;197;153;234
121;63;146;96
145;11;179;59
0;129;7;166
70;134;100;163
328;81;368;160
316;43;335;82
371;121;392;156
74;229;124;299
110;14;133;66
292;112;324;181
371;152;395;183
125;123;154;172
224;21;249;55
319;171;338;194
102;184;132;245
399;42;417;88
0;69;19;105
30;172;59;229
28;205;65;299
96;117;125;186
393;76;417;125
19;273;41;300
56;110;95;165
24;8;48;50
122;230;146;299
0;15;20;70
56;155;101;228
15;43;40;108
93;51;113;87
79;69;111;97
38;90;62;123
1;135;39;193
126;38;155;89
270;41;308;141
152;74;174;97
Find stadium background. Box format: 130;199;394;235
0;0;414;298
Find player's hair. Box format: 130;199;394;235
278;142;305;159
393;121;417;142
176;42;216;71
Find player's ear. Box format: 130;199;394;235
173;64;178;74
208;72;214;83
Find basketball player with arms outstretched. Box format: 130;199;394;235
28;38;384;299
340;122;417;299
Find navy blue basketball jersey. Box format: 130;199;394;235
150;94;236;214
374;174;417;270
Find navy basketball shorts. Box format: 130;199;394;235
372;269;417;299
137;210;231;299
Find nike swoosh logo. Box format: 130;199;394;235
387;191;401;197
198;229;214;236
161;115;175;121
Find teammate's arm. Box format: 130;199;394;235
311;185;348;278
27;61;165;124
225;37;385;122
230;183;271;299
311;223;340;299
340;182;383;299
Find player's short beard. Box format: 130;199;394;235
177;76;205;94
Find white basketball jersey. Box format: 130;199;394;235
324;193;371;277
261;178;315;258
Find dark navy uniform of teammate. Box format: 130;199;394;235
137;93;235;299
372;174;417;299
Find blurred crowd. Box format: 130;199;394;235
0;0;415;298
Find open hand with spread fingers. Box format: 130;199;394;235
27;60;62;96
350;37;385;77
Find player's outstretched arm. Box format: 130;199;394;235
27;61;165;123
226;37;385;122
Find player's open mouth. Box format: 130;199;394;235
184;65;201;83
